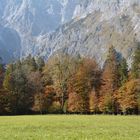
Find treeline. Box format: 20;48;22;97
0;44;140;115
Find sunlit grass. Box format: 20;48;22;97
0;115;139;140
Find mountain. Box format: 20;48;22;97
38;0;140;66
0;0;140;64
0;25;21;63
0;0;93;60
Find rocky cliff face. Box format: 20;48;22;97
0;0;140;64
38;0;140;66
0;0;92;60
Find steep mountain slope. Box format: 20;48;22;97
0;0;140;64
0;0;97;35
0;0;94;60
38;1;140;66
0;25;21;63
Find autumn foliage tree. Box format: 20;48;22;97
0;43;140;115
99;46;120;114
116;80;139;114
44;53;82;113
68;58;100;113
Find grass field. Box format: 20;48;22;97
0;115;139;140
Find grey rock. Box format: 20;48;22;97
0;0;140;65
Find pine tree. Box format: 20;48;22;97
132;43;140;79
118;57;128;86
3;64;14;91
36;57;45;71
0;58;4;89
99;46;120;114
23;54;37;72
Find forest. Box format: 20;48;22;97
0;44;140;115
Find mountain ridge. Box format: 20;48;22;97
0;0;140;64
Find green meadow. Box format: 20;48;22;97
0;115;139;140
